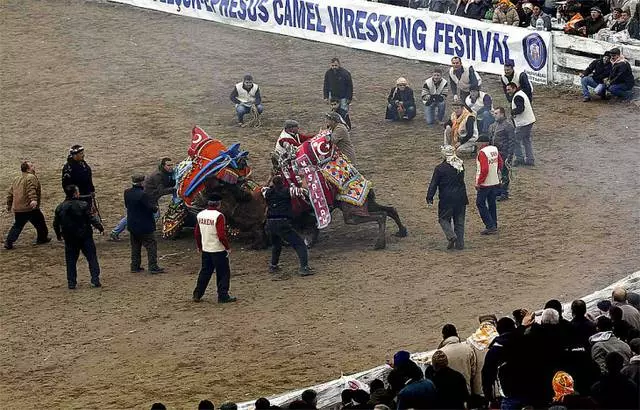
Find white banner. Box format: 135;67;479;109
109;0;552;84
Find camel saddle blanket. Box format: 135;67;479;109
320;155;371;206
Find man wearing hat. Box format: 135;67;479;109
575;7;607;35
62;145;95;198
53;184;104;289
325;112;356;164
426;145;468;250
444;102;479;154
606;48;635;100
230;74;263;125
425;350;469;408
580;51;612;101
193;194;236;303
273;120;314;164
385;77;416;121
124;174;164;274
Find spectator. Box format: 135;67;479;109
426;145;468;251
323;57;353;115
466;316;498;405
395;370;437;409
563;6;585;34
530;4;553;30
392;350;424;382
580;51;612;102
199;400;215;410
605;7;622;27
493;0;521;25
512;308;529;327
448;57;482;103
589;316;633;374
301;390;317;409
612;286;640;330
430;0;456;13
597;299;612;317
628;291;640;310
500;63;533;102
590;352;640;408
621;338;640;384
611;9;631;30
544;299;576;346
421;68;448;125
465;85;494;137
219;403;237;410
367;379;394;408
230;74;263;125
385;77;416;121
435;324;477;393
490;107;515;201
255;398;270;410
350;389;370;409
518;2;534;27
4;160;50;250
454;0;486;18
549;371;596;407
425;350;469;408
606;48;636;100
506;82;536;167
574;7;607;35
570;299;597;349
611;306;640;342
444;103;479;154
628;5;640;38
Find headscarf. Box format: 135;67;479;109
440;145;464;173
552;371;575;402
396;77;408;85
467;321;499;350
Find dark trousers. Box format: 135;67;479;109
193;251;230;299
267;219;308;268
130;233;158;270
500;163;510;196
438;205;466;248
476;186;499;229
5;209;49;245
64;236;100;286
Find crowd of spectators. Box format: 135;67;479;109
148;286;640;409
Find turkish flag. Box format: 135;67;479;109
188;126;210;157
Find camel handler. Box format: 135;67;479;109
273;120;314;166
325;112;356;164
444;102;479;155
230;74;263;126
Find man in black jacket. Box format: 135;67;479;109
606;47;635;100
262;176;312;278
385;77;416;121
61;145;95;197
323;58;353;115
491;108;515;201
125;174;164;274
426;145;468;250
53;184;104;289
580;51;612;101
425;350;470;408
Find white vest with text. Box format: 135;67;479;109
476;145;501;187
197;209;226;253
235;82;258;104
511;90;536;127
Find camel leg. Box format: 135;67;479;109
367;199;408;238
343;211;388;250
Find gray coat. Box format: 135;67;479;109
590;331;633;374
330;124;356;164
615;302;640;331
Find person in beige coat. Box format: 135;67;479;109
5;161;50;249
437;324;477;395
325;112;356;164
466;315;499;406
493;0;521;26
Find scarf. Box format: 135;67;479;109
449;108;475;146
552;371;575;402
441;145;464;173
467;322;499;350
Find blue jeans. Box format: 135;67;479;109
477;108;495;135
608;84;633;100
424;101;446;124
514;123;534;165
386;104;416;121
235;103;264;122
581;76;605;98
112;211;160;235
476;186;499;230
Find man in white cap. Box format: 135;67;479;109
326;112;356;164
230;74;263;125
385;77;416;121
426;145;468;250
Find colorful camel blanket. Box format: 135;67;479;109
320;155;371;206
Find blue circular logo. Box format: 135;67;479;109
522;33;547;72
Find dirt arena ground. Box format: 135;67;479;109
1;0;639;408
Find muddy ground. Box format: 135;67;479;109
1;1;639;408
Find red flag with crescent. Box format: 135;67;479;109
188;126;211;157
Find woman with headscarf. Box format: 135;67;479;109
426;145;468;250
550;371;596;408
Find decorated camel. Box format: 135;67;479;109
162;126;407;249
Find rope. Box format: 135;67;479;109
242;104;262;128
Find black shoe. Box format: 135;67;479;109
268;264;279;274
523;161;535;167
447;238;457;250
481;228;498;235
218;296;237;304
68;284;76;290
496;194;510;201
4;243;14;250
192;296;202;303
299;266;315;276
35;237;52;245
149;267;165;274
91;281;102;288
455;245;465;250
131;267;145;273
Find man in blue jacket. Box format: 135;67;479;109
125;174;164;274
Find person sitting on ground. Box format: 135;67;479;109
444;102;479;154
605;48;636;100
422;68;448;125
611;306;640;343
570;299;597;349
580;51;612;102
425;350;469;408
230;74;263;125
435;324;477;395
621;338;640;384
465;86;494;138
254;398;271;410
385;77;416;121
199;400;215;410
530;4;553;30
325;112;356;164
563;6;585;33
590;352;640;408
493;0;520;25
589;316;633;374
574;7;607;35
273;120;314;165
301;390;318;410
